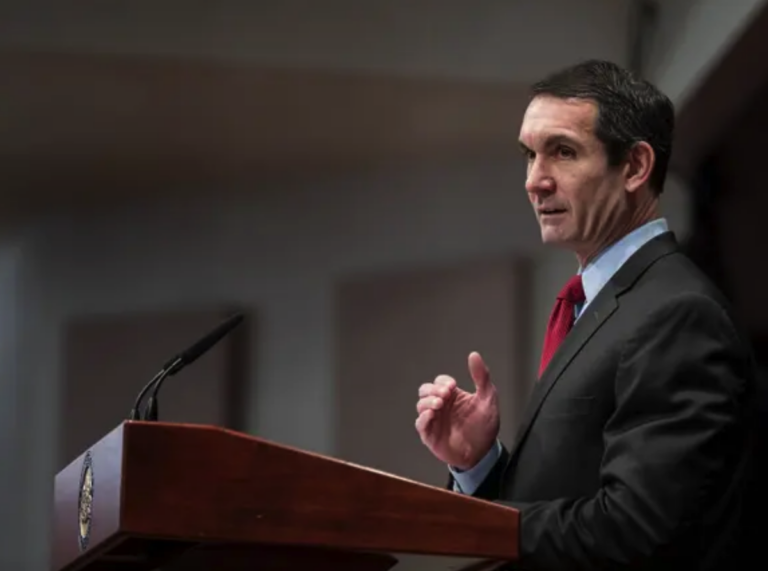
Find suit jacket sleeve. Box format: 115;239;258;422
506;293;753;569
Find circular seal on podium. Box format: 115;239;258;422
77;451;94;551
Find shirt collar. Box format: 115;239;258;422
579;218;669;310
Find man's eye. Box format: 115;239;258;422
557;146;575;159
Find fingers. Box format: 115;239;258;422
417;375;456;415
418;383;432;398
434;375;456;389
468;351;491;396
414;408;434;437
418;375;455;397
416;395;444;414
415;409;441;448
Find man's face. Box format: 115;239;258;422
518;95;629;264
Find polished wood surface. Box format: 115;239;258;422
52;421;519;571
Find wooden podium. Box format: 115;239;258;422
53;421;519;571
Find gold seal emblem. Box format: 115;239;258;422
77;451;94;551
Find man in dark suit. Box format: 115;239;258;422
415;60;760;569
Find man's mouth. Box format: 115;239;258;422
538;208;567;216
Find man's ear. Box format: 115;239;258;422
624;141;655;193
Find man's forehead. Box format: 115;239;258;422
519;95;597;145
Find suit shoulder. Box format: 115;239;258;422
625;252;754;352
638;251;733;312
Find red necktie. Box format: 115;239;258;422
539;275;585;378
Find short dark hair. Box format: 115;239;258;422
530;59;675;194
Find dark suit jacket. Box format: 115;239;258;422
463;232;762;570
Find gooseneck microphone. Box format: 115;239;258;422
128;312;245;421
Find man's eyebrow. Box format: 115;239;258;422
544;134;581;149
518;134;581;155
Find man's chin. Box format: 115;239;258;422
540;228;568;245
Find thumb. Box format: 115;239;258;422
468;351;491;396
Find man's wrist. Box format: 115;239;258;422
449;440;502;494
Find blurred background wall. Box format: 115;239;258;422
1;1;767;568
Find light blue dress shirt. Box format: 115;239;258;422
450;218;670;494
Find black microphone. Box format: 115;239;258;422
128;312;245;422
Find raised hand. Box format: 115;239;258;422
415;351;500;470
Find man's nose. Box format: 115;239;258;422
525;159;555;195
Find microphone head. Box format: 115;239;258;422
178;312;244;369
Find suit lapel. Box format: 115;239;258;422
505;231;680;464
507;286;619;458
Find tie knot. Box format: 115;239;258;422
558;274;585;304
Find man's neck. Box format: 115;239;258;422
576;204;661;269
